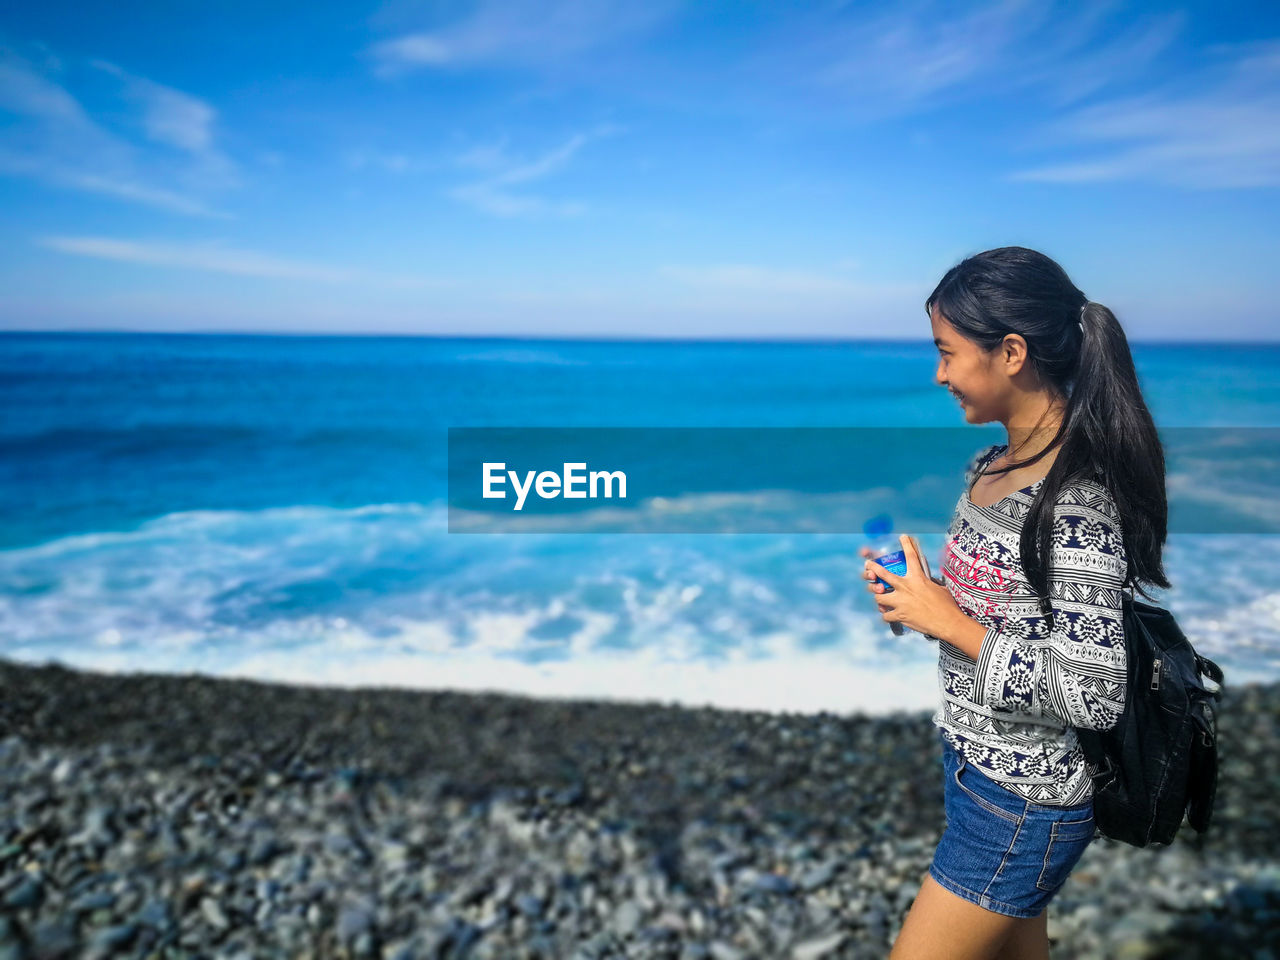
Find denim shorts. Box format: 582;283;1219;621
929;730;1096;919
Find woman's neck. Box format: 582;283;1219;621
1003;394;1067;464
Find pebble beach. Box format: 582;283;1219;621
1;657;1278;960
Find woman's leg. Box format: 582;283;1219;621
993;908;1049;960
888;873;1025;960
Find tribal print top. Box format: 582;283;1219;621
926;443;1129;806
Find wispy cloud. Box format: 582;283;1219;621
659;263;914;299
90;59;237;191
644;260;922;329
0;54;88;122
751;0;1182;123
1030;10;1187;108
0;156;226;217
39;235;449;288
1008;39;1280;188
90;60;215;152
368;0;680;76
0;46;234;215
448;183;588;217
810;0;1050;111
345;149;415;173
447;123;622;216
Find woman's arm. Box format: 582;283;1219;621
919;443;1006;646
934;610;988;660
960;487;1129;731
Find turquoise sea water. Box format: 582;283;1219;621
3;333;1278;714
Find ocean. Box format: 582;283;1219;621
3;332;1278;714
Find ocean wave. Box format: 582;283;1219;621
0;503;1276;712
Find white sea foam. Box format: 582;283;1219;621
12;637;944;716
2;503;1277;715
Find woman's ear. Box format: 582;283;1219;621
999;333;1029;376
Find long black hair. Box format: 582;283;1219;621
925;246;1171;615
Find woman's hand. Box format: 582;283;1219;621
860;535;961;637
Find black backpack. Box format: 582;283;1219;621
1072;584;1226;848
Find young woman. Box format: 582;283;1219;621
861;246;1170;960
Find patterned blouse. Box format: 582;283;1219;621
926;442;1129;806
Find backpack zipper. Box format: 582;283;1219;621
1151;658;1162;690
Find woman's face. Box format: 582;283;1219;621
930;304;1000;423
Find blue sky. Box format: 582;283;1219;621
1;0;1278;340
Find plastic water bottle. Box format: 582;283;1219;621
863;513;907;636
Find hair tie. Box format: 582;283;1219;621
1078;301;1088;333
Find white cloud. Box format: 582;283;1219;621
447;183;587;217
368;0;680;76
91;59;216;154
0;47;234;214
57;169;226;218
813;0;1045;106
486;130;593;184
659;262;912;299
0;149;225;217
89;59;236;192
454;138;512;170
1008;39;1280;188
0;57;89;123
743;0;1182;124
447;123;622;217
343;147;450;175
372;33;451;69
346;149;412;173
1032;11;1186;108
776;4;1277;190
38;235;449;288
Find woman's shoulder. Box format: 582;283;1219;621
960;443;1121;521
1053;472;1123;529
962;442;1005;486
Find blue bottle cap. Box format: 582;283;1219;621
863;513;893;539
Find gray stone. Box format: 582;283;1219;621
610;900;642;937
337;896;376;944
201;897;231;930
791;931;846;960
708;941;745;960
798;862;837;891
87;923;136;952
3;878;42;910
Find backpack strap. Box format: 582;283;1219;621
1120;578;1223;693
1196;654;1224;687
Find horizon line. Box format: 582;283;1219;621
2;328;1279;347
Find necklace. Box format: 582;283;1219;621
964;449;1021;627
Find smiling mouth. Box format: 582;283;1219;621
950;390;966;404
